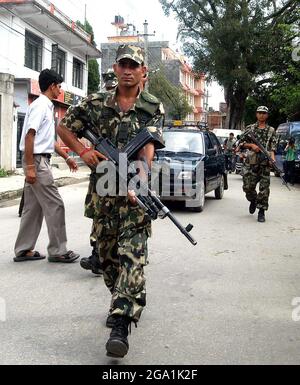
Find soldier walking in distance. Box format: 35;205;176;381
57;44;164;358
240;106;277;223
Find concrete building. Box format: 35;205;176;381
101;17;206;122
0;0;101;170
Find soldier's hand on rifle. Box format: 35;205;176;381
128;190;138;206
251;144;261;153
80;149;108;167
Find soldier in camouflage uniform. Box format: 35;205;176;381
101;69;118;91
57;44;164;358
79;70;118;275
240;106;277;223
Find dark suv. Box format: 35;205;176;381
152;123;228;212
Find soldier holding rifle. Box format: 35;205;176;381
57;44;164;358
239;106;278;223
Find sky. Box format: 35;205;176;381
51;0;224;110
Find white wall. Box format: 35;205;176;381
0;12;88;97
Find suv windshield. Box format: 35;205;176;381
162;131;204;154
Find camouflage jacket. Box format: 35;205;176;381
243;122;277;166
60;89;164;234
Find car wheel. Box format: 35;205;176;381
215;175;224;199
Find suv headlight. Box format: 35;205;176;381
178;171;193;180
298;155;300;161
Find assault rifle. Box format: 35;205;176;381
80;126;197;246
240;129;290;191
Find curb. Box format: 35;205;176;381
0;176;89;203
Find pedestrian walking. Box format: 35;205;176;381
283;137;296;185
14;69;80;263
57;44;164;358
240;106;277;223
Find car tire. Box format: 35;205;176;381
215;175;224;199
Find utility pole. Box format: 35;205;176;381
84;3;87;25
143;20;149;68
138;20;155;91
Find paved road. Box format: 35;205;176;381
0;175;300;365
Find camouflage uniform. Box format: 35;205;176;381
85;70;118;251
101;69;118;90
60;88;164;322
242;123;277;211
85;171;98;247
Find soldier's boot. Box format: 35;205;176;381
106;313;117;328
80;246;103;275
249;200;257;215
106;316;132;358
257;209;266;223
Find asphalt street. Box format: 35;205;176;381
0;174;300;365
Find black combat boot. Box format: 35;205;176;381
106;316;131;358
257;209;266;223
106;313;117;328
80;246;103;275
249;200;257;214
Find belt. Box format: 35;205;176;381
34;153;52;159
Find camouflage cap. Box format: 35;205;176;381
115;44;145;65
102;69;118;88
256;106;269;113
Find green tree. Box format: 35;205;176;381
148;68;193;120
160;0;300;129
245;22;300;127
76;20;100;94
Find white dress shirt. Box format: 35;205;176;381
19;94;55;154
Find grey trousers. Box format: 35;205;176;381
14;155;68;258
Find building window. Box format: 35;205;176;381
51;45;66;79
25;30;43;71
73;58;84;89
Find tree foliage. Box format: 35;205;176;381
148;68;193;120
160;0;300;129
76;20;100;94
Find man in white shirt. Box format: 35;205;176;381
14;69;79;263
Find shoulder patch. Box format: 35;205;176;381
86;92;105;103
141;91;160;104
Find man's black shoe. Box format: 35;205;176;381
106;316;130;358
80;247;103;275
249;201;257;215
258;209;266;223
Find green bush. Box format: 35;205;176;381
0;168;8;177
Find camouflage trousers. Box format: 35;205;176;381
90;220;97;247
94;221;149;322
243;164;271;210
